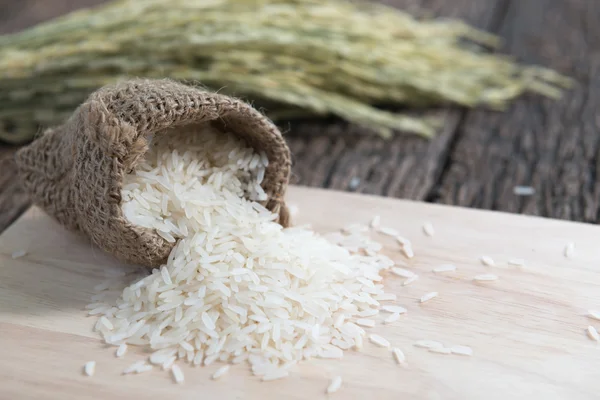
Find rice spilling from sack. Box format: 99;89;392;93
90;126;395;377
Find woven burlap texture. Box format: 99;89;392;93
15;79;291;268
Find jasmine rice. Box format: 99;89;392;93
89;127;397;382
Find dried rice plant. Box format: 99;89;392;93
0;0;572;143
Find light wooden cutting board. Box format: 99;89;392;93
0;186;599;400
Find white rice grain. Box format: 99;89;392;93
450;345;473;356
473;274;498;282
420;292;438;303
378;227;399;237
428;347;452;355
288;204;299;218
392;348;406;365
160;266;172;285
390;267;415;278
375;293;397;301
11;249;27;259
99;316;113;330
414;340;443;349
381;305;406;314
135;364;153;373
402;275;419;286
395;236;411;246
327;376;343;394
587;326;599;342
84;361;96;377
319;346;344;359
564;242;575;258
354;334;363;350
432;264;456;273
383;313;400;324
508;258;525;267
422;222;435;237
262;369;289;381
587;310;600;321
204;354;219;366
368;334;390;348
123;361;146;375
116;344;127;358
480;256;495;267
171;364;185;383
162;356;177;370
343;223;369;234
401;245;414;259
348;177;360;190
357;309;379;318
355;319;375;328
370;215;381;229
513;186;535;196
212;365;230;380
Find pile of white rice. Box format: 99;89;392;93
89;126;397;382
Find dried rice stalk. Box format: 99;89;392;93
0;0;572;143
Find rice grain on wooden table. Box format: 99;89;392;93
327;376;343;394
422;222;435;237
83;361;96;377
420;292;438;303
564;242;575;258
11;250;26;259
450;345;473;356
403;276;419;286
508;259;525;267
171;364;184;383
391;267;416;278
414;340;443;349
369;334;391;348
382;305;407;314
433;264;456;273
588;310;600;321
480;256;495;266
429;347;452;355
586;326;599;341
212;365;230;380
116;344;127;358
392;348;406;365
473;274;499;282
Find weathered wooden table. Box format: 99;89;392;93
1;0;598;234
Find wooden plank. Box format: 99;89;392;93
0;147;29;233
0;186;599;399
287;0;503;200
435;0;600;223
0;0;108;34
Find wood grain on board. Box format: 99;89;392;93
0;186;599;399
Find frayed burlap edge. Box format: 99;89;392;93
15;79;291;268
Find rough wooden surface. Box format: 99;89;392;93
2;187;600;400
434;0;600;223
0;0;107;34
0;146;29;234
1;0;598;234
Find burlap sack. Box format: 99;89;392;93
15;79;291;268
